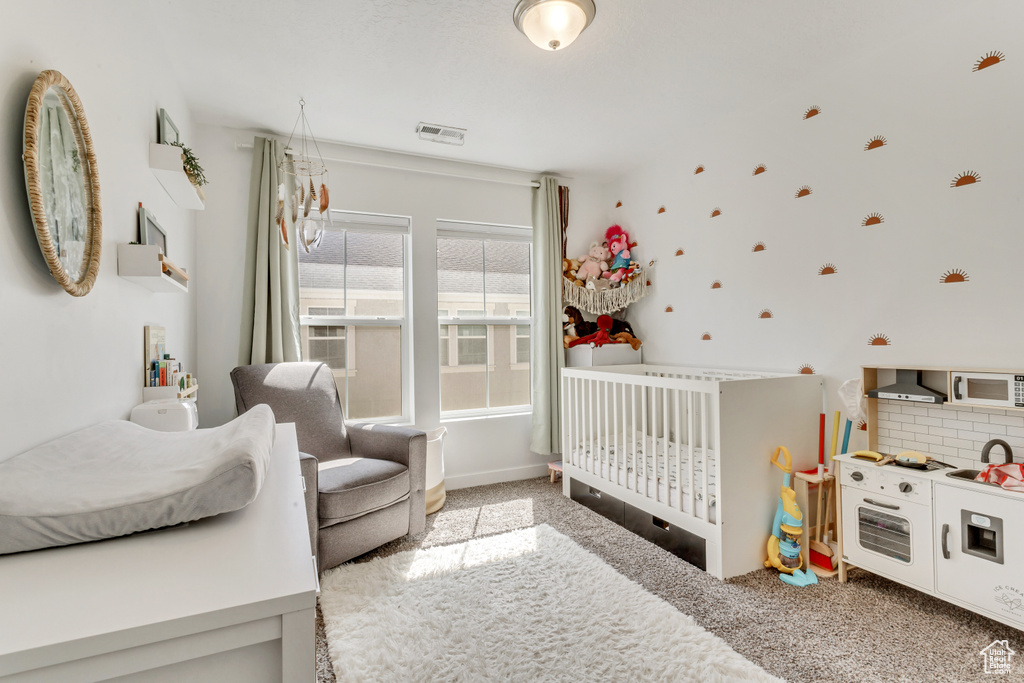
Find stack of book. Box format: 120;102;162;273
144;325;197;394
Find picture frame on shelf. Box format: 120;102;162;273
139;205;168;256
158;108;179;145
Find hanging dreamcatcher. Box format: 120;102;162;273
275;98;331;252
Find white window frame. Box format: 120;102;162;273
437;220;533;418
299;209;413;424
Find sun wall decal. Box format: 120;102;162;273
795;185;812;198
710;280;722;289
694;164;705;174
758;309;774;319
868;334;891;346
857;420;867;431
798;364;815;375
615;201;622;208
940;268;969;283
701;332;712;341
818;263;838;275
710;207;721;218
658;205;667;214
804;105;821;119
974;51;1005;72
752;164;767;176
863;212;884;226
951;171;980;188
675;248;685;256
865;135;887;151
752;241;766;252
665;306;674;313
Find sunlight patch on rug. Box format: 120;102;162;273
319;524;780;682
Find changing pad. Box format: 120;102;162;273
0;404;276;555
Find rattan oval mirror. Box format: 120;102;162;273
23;70;102;296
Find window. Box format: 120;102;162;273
298;211;410;421
437;220;532;414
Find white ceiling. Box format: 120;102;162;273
160;0;965;180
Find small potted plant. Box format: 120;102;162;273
167;141;208;200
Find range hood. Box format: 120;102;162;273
868;369;947;404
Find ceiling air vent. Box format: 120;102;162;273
416;122;466;146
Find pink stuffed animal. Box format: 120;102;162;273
576;241;610;282
605;225;635;283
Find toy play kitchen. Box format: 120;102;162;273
835;366;1024;632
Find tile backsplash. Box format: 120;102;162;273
876;399;1024;470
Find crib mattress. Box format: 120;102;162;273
570;434;717;523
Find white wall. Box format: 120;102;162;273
605;3;1023;453
0;3;196;459
196;127;601;484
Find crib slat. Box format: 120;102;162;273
640;385;648;499
662;386;669;505
711;389;721;526
687;390;695;517
630;384;637;492
701;390;709;521
598;382;606;483
565;376;571;467
675;388;682;512
612;381;618;480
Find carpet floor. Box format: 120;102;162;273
315;477;1024;683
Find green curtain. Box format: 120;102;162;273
239;136;302;365
529;176;564;455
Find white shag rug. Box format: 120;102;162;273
319;524;781;682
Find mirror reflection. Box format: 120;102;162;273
37;87;89;281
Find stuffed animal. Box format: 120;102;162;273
586;277;612;292
562;257;584;287
608;318;643;350
576;241;610;283
605;226;638;283
562;306;597;348
568;315;624;348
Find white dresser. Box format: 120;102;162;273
0;423;318;682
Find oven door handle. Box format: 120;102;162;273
941;523;950;559
863;498;900;511
952;376;962;401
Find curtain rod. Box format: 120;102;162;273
234;141;542;188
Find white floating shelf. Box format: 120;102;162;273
143;384;198;402
118;243;188;293
149;142;205;210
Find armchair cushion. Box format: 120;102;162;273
318;458;409;524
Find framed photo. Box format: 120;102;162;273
139;206;168;256
158;108;179;145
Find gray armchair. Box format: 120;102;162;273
230;362;426;570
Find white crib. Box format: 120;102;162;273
561;364;821;579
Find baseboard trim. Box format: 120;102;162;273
445;463;550;490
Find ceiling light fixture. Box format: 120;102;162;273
513;0;596;51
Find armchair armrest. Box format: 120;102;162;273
347;423;427;534
299;452;319;559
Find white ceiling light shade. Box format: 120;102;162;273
513;0;596;51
